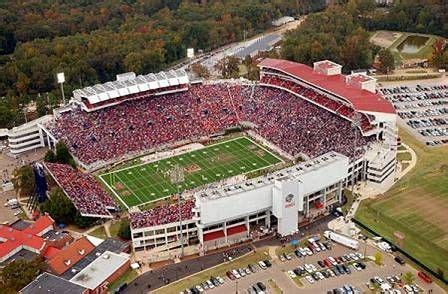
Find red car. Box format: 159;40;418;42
226;271;235;280
323;259;332;267
418;271;432;283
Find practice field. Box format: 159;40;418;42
356;129;448;276
100;137;282;208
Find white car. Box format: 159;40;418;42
316;272;325;280
305;275;315;284
216;276;225;284
285;253;292;260
258;261;267;270
328;257;338;265
305;248;313;256
403;285;413;293
287;270;297;278
195;285;204;293
206;280;214;289
279;255;286;262
232;269;241;279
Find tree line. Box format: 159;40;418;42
0;0;327;129
281;0;447;72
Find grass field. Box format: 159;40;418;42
100;137;282;208
356;128;448;275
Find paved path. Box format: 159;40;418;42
123;245;253;293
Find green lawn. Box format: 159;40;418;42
89;226;107;239
356;128;448;275
100;137;282;209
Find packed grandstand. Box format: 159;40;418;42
48;82;373;166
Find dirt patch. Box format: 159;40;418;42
185;164;202;174
115;182;124;190
214;153;235;164
370;31;402;48
256;150;265;157
122;190;131;196
248;144;258;150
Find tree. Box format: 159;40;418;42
44;149;56;162
190;62;210;78
378;49;395;74
218;56;240;79
35;95;48;117
12;165;35;198
402;272;415;284
40;187;76;224
73;212;97;228
374;251;383;265
55;141;76;167
0;256;46;292
430;38;446;69
117;220;131;240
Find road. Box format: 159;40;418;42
173;18;305;77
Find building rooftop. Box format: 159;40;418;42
20;272;86;294
73;69;189;105
259;58;395;114
61;238;129;280
70;251;129;290
22;214;54;236
47;237;95;275
0;216;52;262
0;248;39;267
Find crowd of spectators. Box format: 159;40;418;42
260;74;374;132
49;81;373;166
45;163;118;217
49;84;239;165
239;86;371;159
130;199;195;229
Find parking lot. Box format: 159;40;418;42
197;242;444;294
379;84;448;146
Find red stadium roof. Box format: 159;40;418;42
259;58;395;114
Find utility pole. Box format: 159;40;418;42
170;165;185;257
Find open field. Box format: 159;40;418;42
356;128;448;275
100;137;282;208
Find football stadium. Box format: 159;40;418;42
23;58;398;254
100;136;283;208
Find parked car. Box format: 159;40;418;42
418;271;432;283
394;256;405;265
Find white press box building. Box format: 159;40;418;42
131;152;352;252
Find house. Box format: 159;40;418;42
0;214;56;264
69;251;130;294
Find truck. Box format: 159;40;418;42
323;230;359;250
4;198;18;208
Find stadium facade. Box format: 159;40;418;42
8;58;397;254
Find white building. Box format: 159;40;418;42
8;115;55;154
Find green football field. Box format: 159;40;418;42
99;137;282;208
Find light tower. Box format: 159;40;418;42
57;72;66;105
